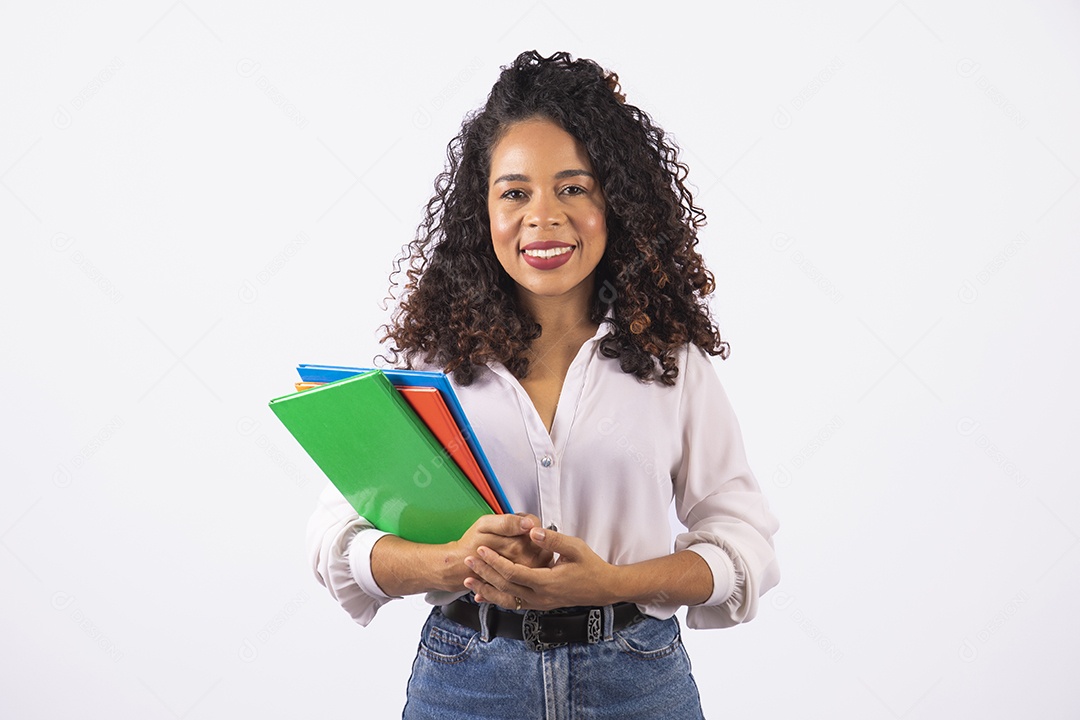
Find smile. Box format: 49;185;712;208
520;243;576;270
522;246;573;259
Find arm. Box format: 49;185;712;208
613;548;713;607
306;482;394;626
670;345;781;628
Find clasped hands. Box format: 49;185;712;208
449;513;618;611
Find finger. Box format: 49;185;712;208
522;541;555;568
513;512;542;529
462;559;525;610
476;546;544;589
464;577;519;610
528;526;577;557
465;549;534;596
481;536;552;568
475;513;536;538
463;553;514;594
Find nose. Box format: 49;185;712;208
525;191;565;229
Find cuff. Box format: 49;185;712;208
347;528;400;600
685;543;737;606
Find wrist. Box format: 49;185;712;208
611;551;714;608
608;562;644;605
433;540;468;593
371;536;466;596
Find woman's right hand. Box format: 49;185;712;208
448;513;553;586
370;513;552;597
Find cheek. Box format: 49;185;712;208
581;206;607;241
488;206;517;244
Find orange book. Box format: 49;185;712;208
396;386;502;513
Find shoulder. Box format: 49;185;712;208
673;342;738;414
676;342;718;385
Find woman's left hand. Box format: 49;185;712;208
463;526;619;610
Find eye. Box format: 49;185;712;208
562;185;586;196
500;188;527;200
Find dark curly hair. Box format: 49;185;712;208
381;50;729;386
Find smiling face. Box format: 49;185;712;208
487;117;607;313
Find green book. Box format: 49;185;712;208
269;369;493;544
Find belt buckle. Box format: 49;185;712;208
521;608;603;651
521;610;567;652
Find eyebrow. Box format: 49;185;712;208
491;169;595;185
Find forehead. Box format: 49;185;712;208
489;118;593;174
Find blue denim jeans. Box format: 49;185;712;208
401;601;705;719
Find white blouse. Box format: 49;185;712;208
306;321;781;629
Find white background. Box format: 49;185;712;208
3;1;1078;717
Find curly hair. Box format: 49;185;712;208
381;50;729;386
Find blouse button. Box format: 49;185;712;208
547;523;558;532
540;455;553;468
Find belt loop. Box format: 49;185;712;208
602;603;615;642
478;601;492;642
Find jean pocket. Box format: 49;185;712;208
417;608;479;664
613;616;683;660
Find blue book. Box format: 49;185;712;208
296;364;514;515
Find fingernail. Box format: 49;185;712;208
464;558;475;569
477;547;488;559
532;528;546;541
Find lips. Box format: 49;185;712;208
520;241;575;270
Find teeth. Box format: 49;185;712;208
523;246;573;259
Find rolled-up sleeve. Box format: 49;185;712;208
306;482;398;627
673;346;781;629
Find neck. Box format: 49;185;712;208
514;278;601;376
515;276;596;335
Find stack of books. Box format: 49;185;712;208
269;364;513;544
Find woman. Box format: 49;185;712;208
307;50;780;718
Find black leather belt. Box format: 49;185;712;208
441;597;643;652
